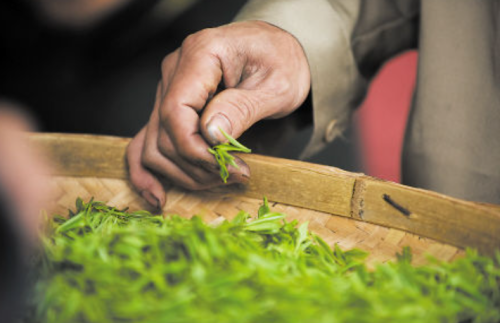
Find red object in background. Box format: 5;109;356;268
354;51;418;183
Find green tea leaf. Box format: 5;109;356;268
258;197;271;218
220;128;251;153
27;198;500;323
208;129;251;183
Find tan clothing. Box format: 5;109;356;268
236;0;500;204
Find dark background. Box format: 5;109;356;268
0;0;360;171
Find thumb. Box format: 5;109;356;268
201;87;279;145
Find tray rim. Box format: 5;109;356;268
30;132;500;255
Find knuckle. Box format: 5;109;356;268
197;27;216;37
182;28;219;52
176;143;198;162
269;75;292;96
157;141;169;157
158;107;174;130
140;148;156;169
182;32;203;49
181;33;196;49
160;53;175;73
156;132;170;154
231;91;258;121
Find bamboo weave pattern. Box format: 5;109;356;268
47;176;464;266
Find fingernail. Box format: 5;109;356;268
228;172;250;185
228;162;250;184
207;114;232;144
141;191;161;209
235;158;250;177
239;173;250;184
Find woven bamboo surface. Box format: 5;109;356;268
32;133;500;266
46;176;464;267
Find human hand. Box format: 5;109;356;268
127;21;311;208
0;103;52;246
0;102;52;321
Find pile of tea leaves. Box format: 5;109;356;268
26;198;500;323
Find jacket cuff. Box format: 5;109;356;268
234;0;367;159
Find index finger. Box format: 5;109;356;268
158;36;228;167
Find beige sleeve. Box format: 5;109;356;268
234;0;366;159
352;0;420;78
235;0;419;159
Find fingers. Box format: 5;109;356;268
156;30;250;182
161;31;226;114
126;127;166;208
143;103;225;190
129;123;248;206
198;22;311;144
0;104;52;245
129;75;249;205
158;97;217;175
130;21;311;200
158;32;226;168
201;82;290;146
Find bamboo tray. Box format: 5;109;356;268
31;133;500;266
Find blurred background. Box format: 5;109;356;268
0;0;417;183
0;6;416;315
